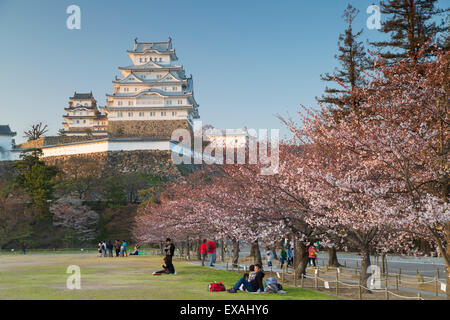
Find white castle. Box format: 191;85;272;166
63;38;199;137
1;38;247;162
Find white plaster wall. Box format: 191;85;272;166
0;136;13;161
108;109;188;121
207;135;248;148
10;139;171;159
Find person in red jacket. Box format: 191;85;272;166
199;239;208;266
207;239;217;267
308;244;318;267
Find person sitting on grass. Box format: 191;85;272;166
250;264;265;292
130;244;140;255
228;264;265;293
228;265;255;293
152;257;175;275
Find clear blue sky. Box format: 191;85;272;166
0;0;447;143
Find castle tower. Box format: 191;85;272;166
63;92;108;136
0;125;16;161
101;38;200;138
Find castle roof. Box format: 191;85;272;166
118;61;183;72
127;38;178;60
106;88;193;98
70;92;95;100
0;125;16;136
113;71;186;84
130;38;171;51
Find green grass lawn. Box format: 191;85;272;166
0;253;338;300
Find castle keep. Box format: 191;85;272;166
8;38;199;163
63;38;198;139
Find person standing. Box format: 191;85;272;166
114;240;121;257
101;241;107;257
164;238;176;274
308;244;318;267
279;246;287;269
122;240;128;257
22;242;26;255
107;240;113;257
286;245;293;268
199;239;208;266
207;239;217;267
98;241;103;257
265;247;274;268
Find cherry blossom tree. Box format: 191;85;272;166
50;198;99;243
283;47;449;291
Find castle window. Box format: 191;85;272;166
117;112;123;117
139;112;144;117
166;100;172;105
76;120;80;124
118;101;123;106
161;111;166;116
172;87;178;91
172;111;177;116
156;74;162;79
128;101;133;106
178;100;183;104
159;57;162;62
128;112;133;117
139;58;142;63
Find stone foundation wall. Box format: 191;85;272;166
0;161;13;181
43;150;181;179
108;120;191;138
18;136;102;149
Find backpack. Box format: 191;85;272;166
265;277;281;293
264;277;278;287
208;282;226;292
266;283;278;293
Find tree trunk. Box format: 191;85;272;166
360;246;371;289
381;253;386;275
249;241;256;257
186;236;190;260
294;239;308;278
327;246;341;267
220;239;225;262
271;245;278;260
253;240;262;265
445;222;450;300
232;238;240;268
180;242;184;257
196;236;201;260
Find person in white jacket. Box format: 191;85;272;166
266;247;274;268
